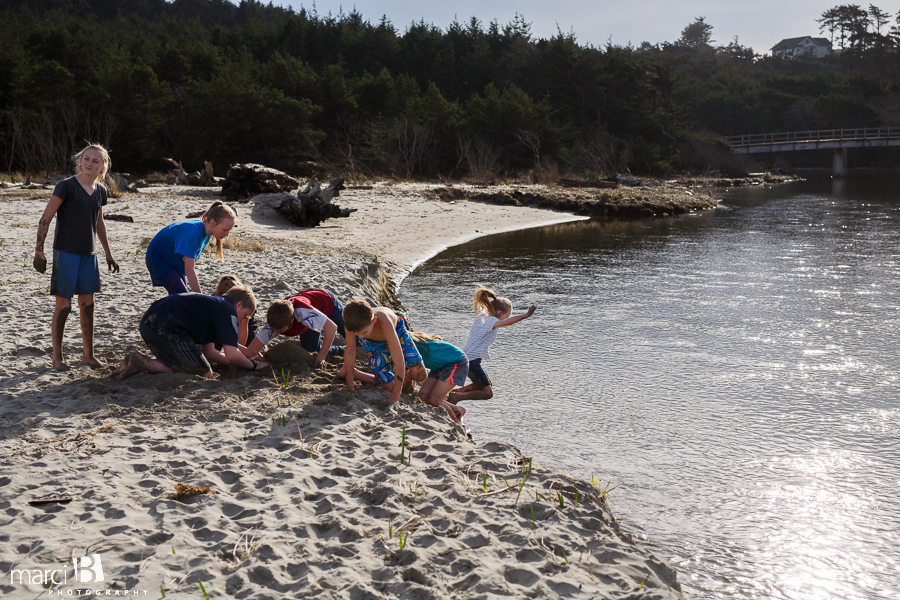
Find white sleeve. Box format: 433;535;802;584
255;323;277;346
294;307;328;332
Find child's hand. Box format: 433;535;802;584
33;252;47;274
106;255;119;273
526;304;537;317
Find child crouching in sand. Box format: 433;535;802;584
112;286;268;380
338;300;425;405
410;332;467;425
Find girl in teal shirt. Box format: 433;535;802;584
411;332;468;425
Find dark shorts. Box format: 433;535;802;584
428;356;469;387
466;358;492;388
139;317;211;376
50;250;100;298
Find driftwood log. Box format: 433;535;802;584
163;158;216;186
558;178;618;189
221;163;300;201
273;174;356;227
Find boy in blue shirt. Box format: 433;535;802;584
111;286;268;380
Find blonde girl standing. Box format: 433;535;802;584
34;143;119;371
448;285;536;403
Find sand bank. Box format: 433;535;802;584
0;182;686;598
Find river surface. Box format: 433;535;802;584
399;175;900;600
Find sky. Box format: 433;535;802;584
271;0;900;54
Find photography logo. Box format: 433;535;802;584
9;555;103;586
73;555;104;583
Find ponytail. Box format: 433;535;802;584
472;285;512;317
201;201;236;260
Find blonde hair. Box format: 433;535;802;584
472;285;512;317
72;143;111;185
410;331;442;342
201;201;236;260
223;285;256;314
343;300;374;333
266;299;294;331
214;275;242;297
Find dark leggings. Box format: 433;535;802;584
161;269;190;295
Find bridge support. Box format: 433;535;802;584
832;148;848;178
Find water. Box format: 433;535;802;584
399;176;900;599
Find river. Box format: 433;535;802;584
399;175;900;599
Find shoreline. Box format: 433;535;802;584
0;182;689;598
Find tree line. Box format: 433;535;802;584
1;0;899;180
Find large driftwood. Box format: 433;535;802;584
222;163;300;201
273;174;356;227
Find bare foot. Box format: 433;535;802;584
52;360;69;372
82;358;104;369
115;352;146;381
454;405;467;421
447;391;460;405
109;355;130;379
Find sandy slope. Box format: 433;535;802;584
0;182;684;599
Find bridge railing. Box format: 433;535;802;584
724;127;900;147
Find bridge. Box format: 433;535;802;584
722;128;900;176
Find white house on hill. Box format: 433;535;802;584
771;36;832;58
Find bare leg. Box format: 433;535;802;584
449;384;493;403
115;351;172;380
78;294;102;368
51;297;72;371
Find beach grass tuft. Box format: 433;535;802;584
198;579;209;599
558;490;565;508
400;424;406;463
638;571;651;588
530;504;536;530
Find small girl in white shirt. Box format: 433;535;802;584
448;285;536;403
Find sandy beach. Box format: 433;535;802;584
0;181;698;598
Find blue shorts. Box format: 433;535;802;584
466;358;492;388
358;318;423;386
50;250;100;299
428;356;469;387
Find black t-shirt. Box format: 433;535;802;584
51;176;108;255
142;293;240;348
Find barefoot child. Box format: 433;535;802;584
410;332;468;425
245;289;346;366
112;286;268;380
34;143;119;371
448;286;536;403
145;201;235;294
339;300;426;404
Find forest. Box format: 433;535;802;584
2;0;900;180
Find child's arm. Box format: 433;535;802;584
201;343;229;365
380;317;406;403
33;196;64;272
315;319;338;365
343;331;358;391
223;345;268;370
493;305;537;328
237;317;249;347
243;335;265;358
183;256;202;293
95;208;118;272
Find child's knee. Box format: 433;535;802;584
482;386;494;399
